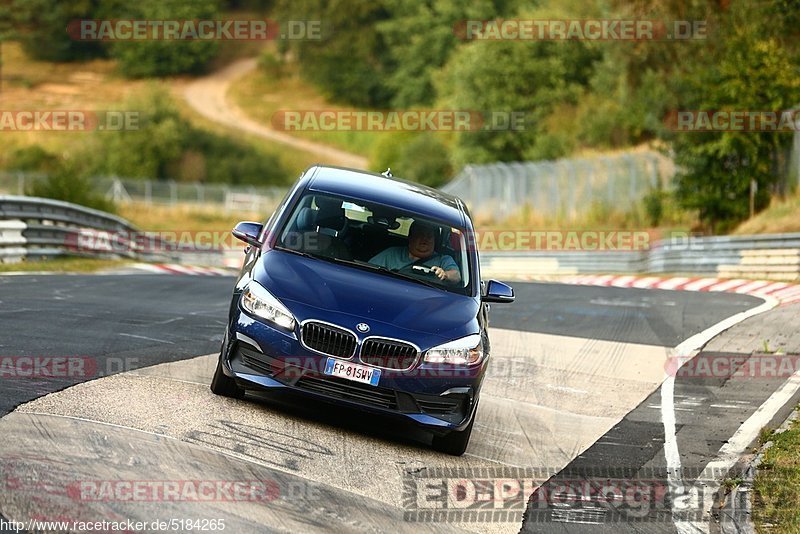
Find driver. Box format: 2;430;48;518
369;221;461;284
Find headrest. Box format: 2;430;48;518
296;207;316;232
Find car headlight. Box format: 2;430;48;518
241;282;296;330
424;334;484;365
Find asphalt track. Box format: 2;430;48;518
0;274;234;417
0;273;790;533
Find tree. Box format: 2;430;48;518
436;38;598;167
9;0;105;61
274;0;393;107
101;0;221;77
376;0;516;109
665;1;800;231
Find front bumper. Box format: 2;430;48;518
223;312;485;433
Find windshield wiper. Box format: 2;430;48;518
275;248;445;291
274;245;313;258
328;258;445;291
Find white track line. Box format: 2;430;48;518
661;295;778;533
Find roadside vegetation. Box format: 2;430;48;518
734;195;800;235
753;410;800;532
262;0;799;232
1;2;299;212
118;203;261;233
2;0;799;234
0;257;130;273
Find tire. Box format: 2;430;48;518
210;353;245;399
431;413;475;456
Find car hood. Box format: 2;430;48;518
252;249;479;343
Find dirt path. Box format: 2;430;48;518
183;58;368;169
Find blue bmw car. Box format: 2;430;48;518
211;165;514;455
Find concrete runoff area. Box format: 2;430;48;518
3;327;672;534
0;276;777;533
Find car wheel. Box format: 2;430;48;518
431;412;475;456
210;352;245;399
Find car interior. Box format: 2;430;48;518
278;193;468;287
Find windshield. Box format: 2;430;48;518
275;192;472;295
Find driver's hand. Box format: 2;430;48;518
431;266;447;281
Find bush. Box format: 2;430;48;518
28;167;116;213
643;188;668;227
370;132;453;188
102;0;220;77
257;51;284;79
92;87;288;185
11;0;106;62
7;146;60;173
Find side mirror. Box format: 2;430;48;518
482;280;514;303
232;221;264;247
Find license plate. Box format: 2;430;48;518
324;358;381;386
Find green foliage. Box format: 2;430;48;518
92;87;289;185
370;132;453;187
7;146;60;173
10;0;106;61
274;0;393;107
275;0;521;109
223;0;274;11
257;50;284;79
101;0;221;77
643;188;667;228
97;87;187;179
28;166;116;213
376;0;511;109
10;0;220;74
666;3;800;231
436;39;599;167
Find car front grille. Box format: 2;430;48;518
301;321;357;358
295;374;398;410
359;338;418;370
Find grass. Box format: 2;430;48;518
0;41;149;168
0;257;130;273
228;59;377;156
734;194;800;235
169;83;312;177
0;39;312;179
753;408;800;532
471;198;696;237
118;202;263;232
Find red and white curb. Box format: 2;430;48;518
132;263;234;276
561;274;800;305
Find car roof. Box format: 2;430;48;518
304;165;468;228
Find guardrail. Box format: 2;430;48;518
4;195;799;281
0;195;176;264
480;233;800;281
